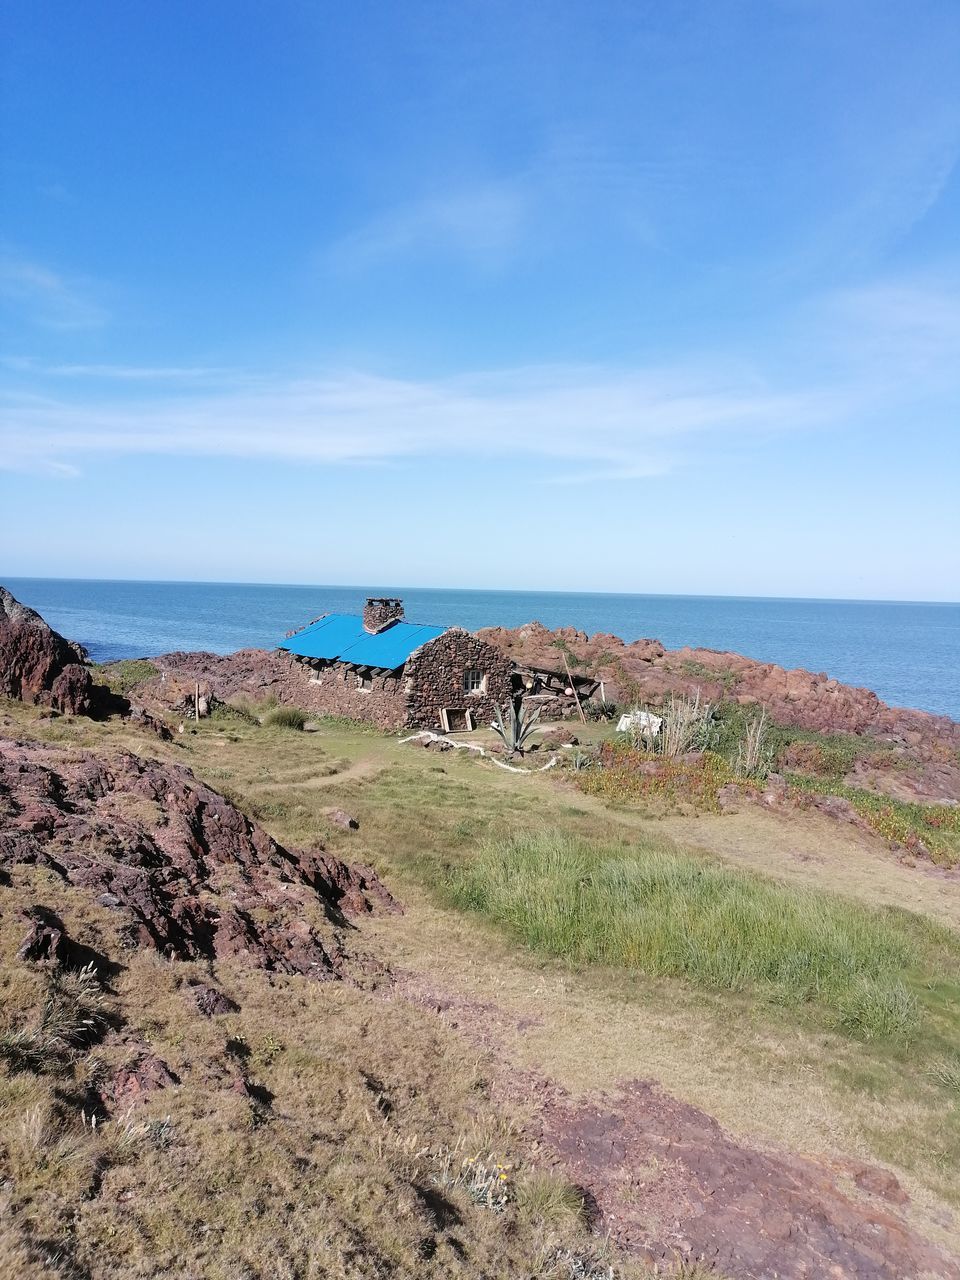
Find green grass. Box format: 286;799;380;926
262;704;308;730
447;830;960;1041
774;726;893;779
91;658;159;695
675;657;738;690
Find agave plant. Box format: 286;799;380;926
491;701;542;757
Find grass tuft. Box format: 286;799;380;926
262;705;307;731
516;1172;586;1225
1;965;107;1074
211;698;262;725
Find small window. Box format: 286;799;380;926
463;668;485;693
356;671;373;691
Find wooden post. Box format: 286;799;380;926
195;682;200;723
561;653;587;724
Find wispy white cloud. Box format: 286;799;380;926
0;362;842;480
1;357;232;382
824;274;960;379
329;178;531;271
0;253;108;330
3;269;956;482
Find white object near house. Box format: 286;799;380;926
616;709;663;736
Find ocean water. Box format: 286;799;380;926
5;577;959;722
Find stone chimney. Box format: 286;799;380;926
363;597;404;633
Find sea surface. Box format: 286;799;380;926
5;577;959;721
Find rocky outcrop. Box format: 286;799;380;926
0;586;171;739
0;585;96;715
0;736;397;978
106;1052;179;1108
477;622;960;760
129;648;298;717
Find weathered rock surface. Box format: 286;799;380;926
14;903;116;974
326;807;360;831
537;1076;960;1280
0;736;397;978
130;648;305;717
190;982;239;1017
397;971;960;1280
0;585;95;715
106;1052;179;1109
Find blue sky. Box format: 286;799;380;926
1;0;958;600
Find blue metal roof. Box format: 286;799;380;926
279;613;447;670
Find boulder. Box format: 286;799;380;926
326;807;359;831
191;983;239;1017
0;585;95;714
106;1052;179;1108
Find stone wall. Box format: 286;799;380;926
292;660;410;730
403;628;514;730
144;630;518;733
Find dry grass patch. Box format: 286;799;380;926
0;867;648;1279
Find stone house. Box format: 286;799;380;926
279;598;516;732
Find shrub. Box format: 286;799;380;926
448;831;933;1039
585;700;619;723
578;742;734;812
263;705;307;731
777;732;879;780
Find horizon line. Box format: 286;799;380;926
3;572;958;609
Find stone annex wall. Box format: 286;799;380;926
293;661;410;730
404;629;514;729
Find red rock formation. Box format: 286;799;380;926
0;736;397;978
0;586;171;738
477;622;960;759
0;585;95;715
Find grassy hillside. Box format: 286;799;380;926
3;698;959;1275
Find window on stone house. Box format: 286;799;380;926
463;668;485;693
356;671;373;691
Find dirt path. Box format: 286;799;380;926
390;971;960;1280
267;756;384;789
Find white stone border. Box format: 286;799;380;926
398;731;559;774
